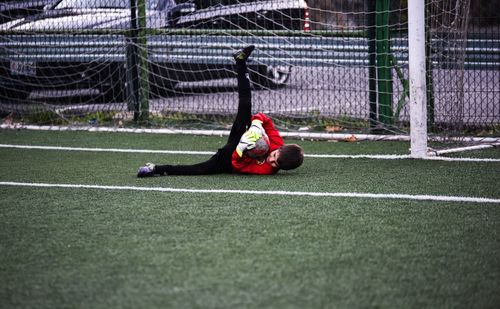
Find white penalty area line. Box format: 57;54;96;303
0;144;214;155
1;181;499;204
1;144;499;162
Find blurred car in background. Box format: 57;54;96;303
175;0;307;31
0;0;53;24
0;0;309;102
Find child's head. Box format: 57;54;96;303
278;144;304;170
267;144;304;170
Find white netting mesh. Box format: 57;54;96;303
0;0;498;138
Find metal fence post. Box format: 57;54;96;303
137;0;150;121
425;0;435;129
368;1;378;129
127;0;140;120
376;0;393;125
127;0;149;122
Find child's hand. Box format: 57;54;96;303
236;130;261;157
248;120;267;138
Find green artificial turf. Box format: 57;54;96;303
0;129;499;308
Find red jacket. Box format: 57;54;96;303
231;113;284;175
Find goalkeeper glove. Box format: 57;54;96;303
236;130;261;157
248;120;267;138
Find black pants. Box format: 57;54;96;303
154;62;251;175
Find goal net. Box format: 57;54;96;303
0;0;498;148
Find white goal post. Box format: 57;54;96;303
408;0;428;158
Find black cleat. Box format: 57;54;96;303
233;45;255;63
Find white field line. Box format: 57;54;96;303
0;144;215;155
1;181;499;204
0;144;499;162
2;124;500;143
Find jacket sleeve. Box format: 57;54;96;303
231;152;279;175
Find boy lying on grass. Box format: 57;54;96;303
137;45;303;177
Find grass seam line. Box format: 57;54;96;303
1;181;499;204
1;144;499;162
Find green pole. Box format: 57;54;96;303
137;0;150;121
127;0;140;120
425;0;435;129
376;0;393;125
368;1;377;129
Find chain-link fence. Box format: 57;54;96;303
0;0;498;137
